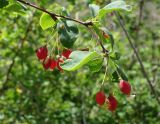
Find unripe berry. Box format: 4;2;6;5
107;95;118;112
95;91;106;106
36;46;48;60
119;80;131;95
62;49;72;59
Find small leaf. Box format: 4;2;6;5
61;7;70;16
112;71;119;82
5;3;25;15
97;0;132;19
40;12;56;30
0;0;9;9
61;51;99;71
110;51;121;60
57;20;79;48
88;55;103;72
116;65;128;81
89;4;100;17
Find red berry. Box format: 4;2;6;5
95;91;106;106
43;58;52;70
107;95;118;112
50;59;57;70
119;80;131;95
62;49;72;59
36;46;48;60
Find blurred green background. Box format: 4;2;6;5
0;0;160;123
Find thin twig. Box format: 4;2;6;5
115;12;160;104
138;0;144;28
100;57;109;90
17;0;93;27
135;0;144;42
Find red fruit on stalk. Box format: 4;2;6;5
43;58;57;70
36;46;48;60
62;49;72;59
95;91;106;106
50;59;57;70
107;95;118;112
119;80;131;95
43;58;52;70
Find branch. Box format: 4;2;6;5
115;12;160;104
138;0;144;28
17;0;93;27
17;0;109;56
135;0;144;40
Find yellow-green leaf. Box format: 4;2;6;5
40;12;56;30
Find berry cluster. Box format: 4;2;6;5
36;45;72;71
95;80;131;112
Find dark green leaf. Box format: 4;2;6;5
57;20;79;48
116;65;128;81
112;71;119;82
0;0;9;9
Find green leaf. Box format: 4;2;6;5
88;54;103;72
40;12;56;30
109;51;121;60
5;3;25;15
57;20;79;48
61;51;99;71
9;0;15;3
116;65;128;81
61;7;70;16
0;0;9;9
112;71;119;82
97;0;132;19
89;4;100;17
